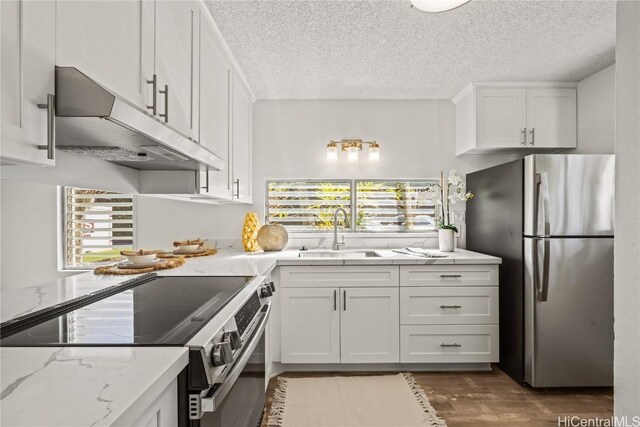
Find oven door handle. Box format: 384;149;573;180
200;302;271;414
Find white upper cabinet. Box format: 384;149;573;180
231;73;252;203
198;14;232;199
475;88;527;149
1;0;56;166
526;88;577;148
155;0;200;140
454;83;577;155
56;0;154;110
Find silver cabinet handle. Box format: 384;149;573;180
234;178;240;198
200;168;209;192
529;128;535;145
440;343;462;347
440;305;462;309
146;74;157;115
440;274;462;278
333;290;337;311
36;93;55;160
521;128;527;145
159;84;169;123
343;290;346;311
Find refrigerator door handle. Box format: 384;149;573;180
534;237;551;302
534;173;551;237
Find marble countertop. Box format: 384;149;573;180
0;347;188;427
1;248;500;324
0;247;499;426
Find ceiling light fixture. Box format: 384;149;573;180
325;140;381;162
410;0;470;13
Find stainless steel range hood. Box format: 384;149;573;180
54;67;224;171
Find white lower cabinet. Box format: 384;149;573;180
279;264;499;367
400;325;499;363
280;286;399;364
341;287;399;363
400;286;498;325
399;266;499;364
281;287;340;364
130;378;178;427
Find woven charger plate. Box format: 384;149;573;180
94;256;185;275
159;248;218;259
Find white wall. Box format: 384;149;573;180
0;151;138;291
614;1;640;418
136;99;521;250
575;64;616;154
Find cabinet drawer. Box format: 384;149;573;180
400;265;498;287
400;287;498;325
280;266;399;288
401;325;499;363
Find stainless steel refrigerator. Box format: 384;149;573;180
466;154;614;387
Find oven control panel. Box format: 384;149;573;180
235;292;261;336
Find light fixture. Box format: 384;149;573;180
410;0;470;13
325;139;381;162
326;141;338;161
347;145;359;162
368;142;380;162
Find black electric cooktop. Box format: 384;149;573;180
0;276;253;346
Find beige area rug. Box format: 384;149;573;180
266;373;447;427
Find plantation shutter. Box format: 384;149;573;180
355;180;438;232
65;187;134;268
267;180;352;232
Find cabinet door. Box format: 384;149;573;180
56;0;154;110
1;0;55;166
130;378;178;426
155;0;199;140
198;16;232;198
281;288;340;364
526;88;577;148
476;88;527;149
231;74;252;203
340;287;399;363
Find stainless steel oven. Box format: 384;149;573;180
191;303;269;427
182;281;273;427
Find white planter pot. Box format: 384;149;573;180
438;229;455;252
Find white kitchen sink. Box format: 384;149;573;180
298;250;381;259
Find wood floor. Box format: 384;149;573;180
261;366;613;427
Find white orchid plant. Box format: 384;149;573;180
417;170;474;233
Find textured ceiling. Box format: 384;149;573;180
205;0;616;99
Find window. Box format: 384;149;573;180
64;187;134;269
266;179;438;233
355;180;437;232
266;180;351;232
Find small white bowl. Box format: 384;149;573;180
176;244;201;253
126;253;157;265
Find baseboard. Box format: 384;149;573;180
268;362;492;378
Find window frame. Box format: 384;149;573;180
265;179;355;233
265;178;439;234
62;187;136;271
354;178;439;233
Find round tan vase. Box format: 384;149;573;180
257;224;289;252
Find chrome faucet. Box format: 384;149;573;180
332;207;350;250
